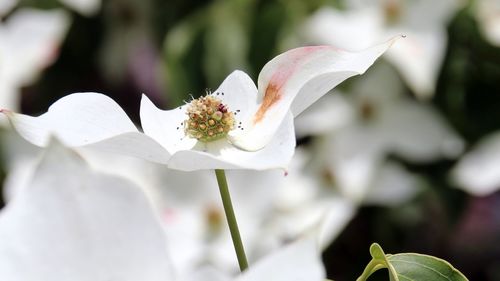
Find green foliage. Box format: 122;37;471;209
357;243;468;281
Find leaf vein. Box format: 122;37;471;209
389;259;452;281
398;273;415;281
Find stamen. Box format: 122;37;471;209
184;95;236;142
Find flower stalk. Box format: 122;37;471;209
214;169;249;271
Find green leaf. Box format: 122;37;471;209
357;243;469;281
369;243;386;260
387;253;468;281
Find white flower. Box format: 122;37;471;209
178;239;324;281
1;131;350;274
0;0;17;17
451;131;500;196
2;39;398;170
0;8;69;120
0;141;325;281
476;0;500;46
257;148;356;251
59;0;101;16
0;140;173;280
295;62;463;202
303;0;461;98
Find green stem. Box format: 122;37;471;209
214;169;249;271
356;259;386;281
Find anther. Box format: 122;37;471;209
183;94;236;142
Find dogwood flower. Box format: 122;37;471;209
2;39;398;170
0;132;351;273
59;0;101;16
303;0;461;98
451;131;500;196
0;140;173;280
0;0;16;16
177;237;324;281
0;140;325;281
295;62;463;202
476;0;500;46
0;8;69;120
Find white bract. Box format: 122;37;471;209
303;0;461;98
295;63;463;202
0;132;349;274
59;0;101;16
0;0;16;17
0;140;173;280
451;132;500;196
0;8;69;119
2;39;398;170
0;141;325;281
178;238;324;281
257;148;356;251
476;0;500;46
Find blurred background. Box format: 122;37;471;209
1;0;500;280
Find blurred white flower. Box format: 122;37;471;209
1;133;348;274
0;8;69;120
0;140;325;280
257;148;356;251
0;140;174;280
178;239;324;281
451;131;500;196
0;0;101;16
476;0;500;46
303;0;461;98
59;0;101;16
2;39;397;170
0;0;16;17
295;63;463;202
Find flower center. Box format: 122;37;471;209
184;95;235;142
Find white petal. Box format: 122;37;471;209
180;267;231;281
3;93;172;163
451;132;500;196
364;162;421;206
217;70;259;138
326;125;385;202
350;61;405;105
3;93;137;146
0;0;16;17
168;112;296;171
303;7;382;51
2;158;37;202
384;29;446;98
237;239;324;281
59;0;101;16
375;101;464;162
82;132;171;164
317;198;357;249
141;71;258;155
140;94;197;154
0;81;18;123
231;38;399;151
272;148;319;210
403;0;461;29
0;140;173;280
0;80;17;109
294;91;355;137
477;0;500;46
1;8;70;86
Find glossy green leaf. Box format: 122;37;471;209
357;243;468;281
387;253;468;281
